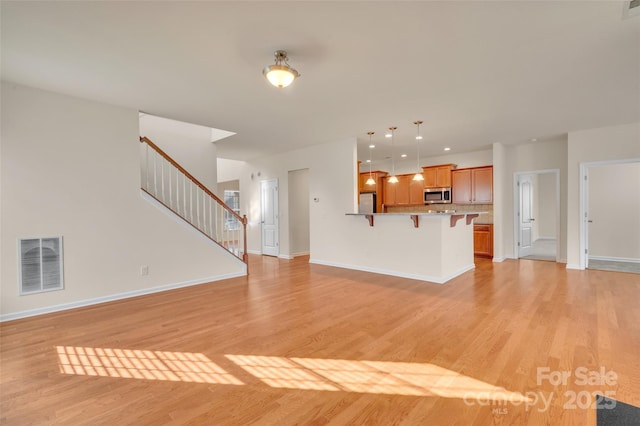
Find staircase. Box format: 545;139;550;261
139;136;248;269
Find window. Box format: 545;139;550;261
224;190;241;231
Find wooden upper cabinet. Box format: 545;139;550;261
423;164;455;188
395;175;411;205
384;176;397;206
472;167;493;204
452;169;472;203
360;172;374;192
452;166;493;204
409;176;424;205
383;174;423;207
423;168;438;188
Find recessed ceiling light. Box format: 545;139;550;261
401;154;407;158
444;147;451;151
369;144;375;148
366;159;371;163
385;133;392;138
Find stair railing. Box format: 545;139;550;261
139;136;248;268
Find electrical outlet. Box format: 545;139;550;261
140;265;149;276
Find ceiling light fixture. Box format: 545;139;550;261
415;120;423;140
366;132;376;186
388;127;399;184
413;120;424;181
263;50;300;88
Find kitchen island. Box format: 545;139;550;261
342;212;483;284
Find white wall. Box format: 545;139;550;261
139;113;218;192
492;143;507;261
588;162;640;260
567;122;640;267
1;83;244;320
288;169;310;257
236;137;356;259
217;157;245;184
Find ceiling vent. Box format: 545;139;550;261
19;237;64;295
623;0;640;19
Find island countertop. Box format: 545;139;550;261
336;212;480;284
345;211;487;228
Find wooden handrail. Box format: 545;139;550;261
139;136;245;224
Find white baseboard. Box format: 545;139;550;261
0;271;246;323
492;257;506;263
279;252;310;260
566;264;582;270
308;258;474;284
589;256;640;264
247;249;262;255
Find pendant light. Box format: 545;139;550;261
413;120;424;181
366;132;376;186
388;127;399;183
263;50;300;88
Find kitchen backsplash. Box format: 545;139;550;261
386;204;494;224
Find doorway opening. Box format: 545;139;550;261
514;170;560;262
580;159;640;273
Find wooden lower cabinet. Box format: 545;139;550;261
474;224;493;258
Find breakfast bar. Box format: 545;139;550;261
344;212;484;284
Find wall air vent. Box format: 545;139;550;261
18;237;64;295
623;0;640;19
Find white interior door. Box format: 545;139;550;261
519;176;533;257
261;178;279;257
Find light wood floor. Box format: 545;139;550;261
2;256;639;425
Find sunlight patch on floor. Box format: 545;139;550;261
56;346;244;385
56;346;528;401
226;354;531;400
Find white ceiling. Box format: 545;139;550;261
2;1;639;163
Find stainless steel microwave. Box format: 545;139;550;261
424;187;452;204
